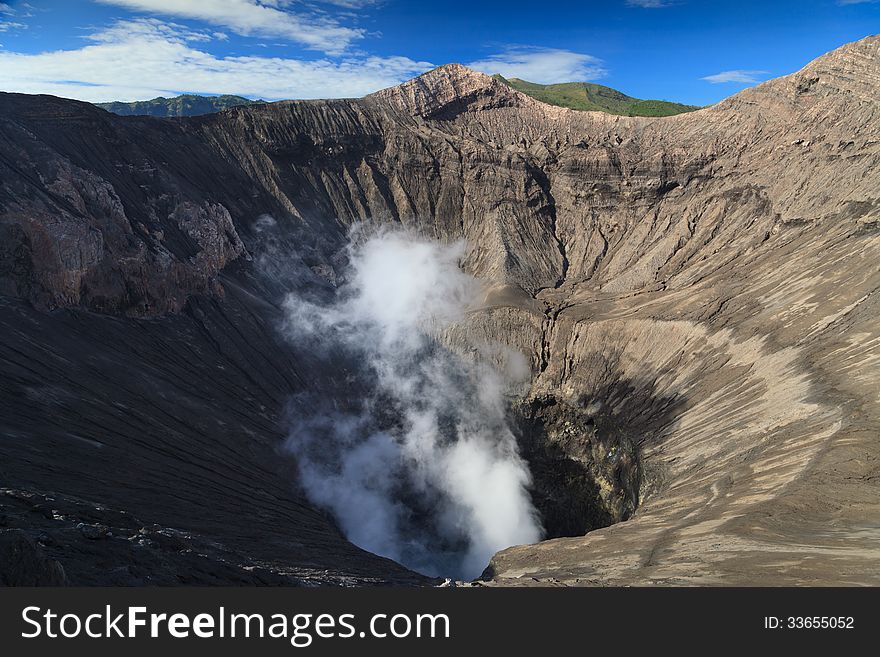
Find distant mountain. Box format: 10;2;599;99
493;75;700;117
96;94;260;117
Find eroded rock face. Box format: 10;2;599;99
1;36;879;585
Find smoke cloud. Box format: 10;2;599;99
281;228;542;579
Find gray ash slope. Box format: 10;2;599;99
2;36;880;585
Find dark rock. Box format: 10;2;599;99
0;530;68;586
77;523;110;540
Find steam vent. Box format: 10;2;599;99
2;36;879;586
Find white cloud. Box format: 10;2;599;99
626;0;671;7
94;0;364;54
88;17;213;42
0;19;433;102
0;2;35;18
467;47;606;84
701;69;768;84
0;20;25;31
319;0;381;6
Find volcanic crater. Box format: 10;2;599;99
1;36;879;586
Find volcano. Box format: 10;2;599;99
1;36;878;586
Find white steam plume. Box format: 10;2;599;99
281;228;542;579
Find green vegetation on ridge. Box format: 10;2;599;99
493;75;701;117
96;94;260;117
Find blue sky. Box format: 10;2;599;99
0;0;877;104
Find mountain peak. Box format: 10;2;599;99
369;63;505;116
409;63;496;88
797;33;880;96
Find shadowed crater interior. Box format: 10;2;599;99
513;378;681;540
